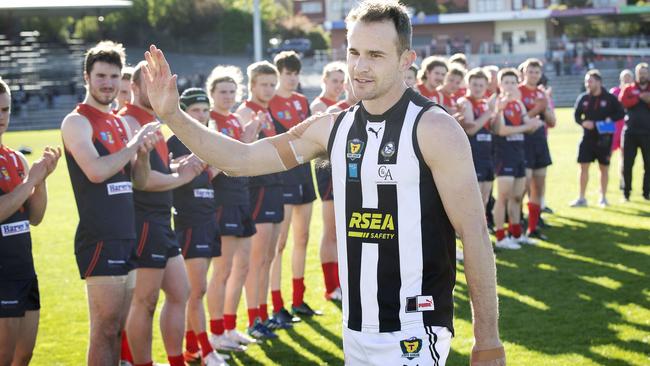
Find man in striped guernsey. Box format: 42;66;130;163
141;1;504;364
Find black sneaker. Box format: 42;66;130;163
265;317;292;330
291;302;323;316
538;216;552;229
273;307;301;324
527;229;548;241
643;193;649;201
542;206;554;214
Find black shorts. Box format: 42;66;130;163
176;220;221;259
315;167;334;201
249;186;284;224
495;159;526;178
578;137;612;166
134;220;181;269
282;182;317;205
0;278;40;318
216;205;256;238
76;239;135;279
474;160;495;182
525;137;552;170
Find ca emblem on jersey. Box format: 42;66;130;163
400;337;422;360
347;139;364;160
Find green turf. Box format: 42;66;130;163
3;108;649;365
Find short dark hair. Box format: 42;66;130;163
274;51;302;73
586;69;602;82
466;68;488;83
498;67;520;82
121;66;134;81
0;78;10;96
346;0;412;55
449;53;467;68
448;67;465;79
84;40;125;75
419;56;448;82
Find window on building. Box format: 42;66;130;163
477;0;500;12
301;1;323;14
523;30;536;44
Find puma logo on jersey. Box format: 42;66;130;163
367;126;382;138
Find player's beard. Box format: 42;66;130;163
90;87;117;106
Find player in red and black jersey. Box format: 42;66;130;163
310;62;346;302
518;58;556;241
310;61;345;114
119;61;207;366
61;41;160;366
268;51;322;319
235;61;288;338
416;56;447;102
0;78;60;366
437;67;464;114
492;68;543;251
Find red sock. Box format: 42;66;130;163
224;314;236;331
185;330;199;353
496;229;506;241
247;307;259;327
322;262;337;294
293;277;305;307
120;330;134;363
210;318;224;336
259;304;269;322
271;290;284;314
509;223;522;238
333;262;340;288
135;363;153;366
527;202;541;233
197;332;214;358
167;354;185;366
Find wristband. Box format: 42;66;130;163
470;346;505;364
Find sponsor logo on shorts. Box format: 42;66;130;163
151;254;166;261
0;300;19;307
225;223;239;228
264;211;276;215
347;139;364;160
400;337;422;360
194;189;215;199
476;133;492;142
416;296;435;311
506;133;524;142
1;220;30;237
347;211;395;240
107;181;133;196
195;244;210;251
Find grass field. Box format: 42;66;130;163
4;108;650;365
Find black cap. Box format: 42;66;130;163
179;87;209;111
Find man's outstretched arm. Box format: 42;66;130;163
417;108;505;366
141;45;329;176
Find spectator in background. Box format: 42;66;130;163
114;66;134;113
619;62;650;201
405;64;418;89
610;69;634;153
571;70;625;207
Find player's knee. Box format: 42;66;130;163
189;283;207;300
134;290;161;315
294;231;309;248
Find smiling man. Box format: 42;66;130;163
140;1;504;365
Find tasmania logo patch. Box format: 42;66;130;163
346;139;364;160
400;337;422;360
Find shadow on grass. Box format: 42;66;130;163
451;204;650;366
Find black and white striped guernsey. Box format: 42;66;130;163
327;88;456;334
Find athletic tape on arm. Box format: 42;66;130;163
267;113;329;170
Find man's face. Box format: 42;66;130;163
116;78;132;109
85;61;121;106
0;93;10;135
405;69;417;88
585;75;601;94
212;81;237;112
252;74;277;104
347;20;407;101
499;75;518;94
324;70;345;98
444;73;462;94
637;66;648;84
524;66;542;86
186;102;210;125
469;77;487;98
279;68;300;92
427;66;447;88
